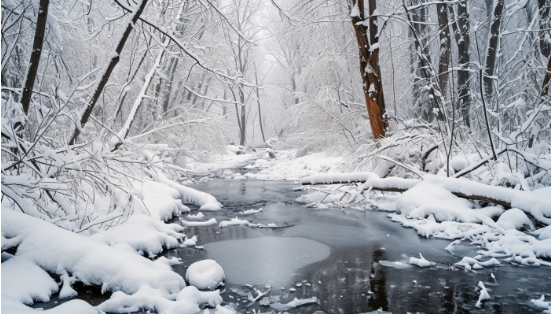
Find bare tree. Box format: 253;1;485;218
69;0;149;145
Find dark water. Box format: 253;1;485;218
30;179;550;314
167;179;551;314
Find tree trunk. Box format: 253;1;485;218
437;3;451;94
254;63;266;143
20;0;50;115
542;56;551;97
405;1;446;122
69;0;148;145
239;85;246;146
451;0;472;127
539;0;551;59
162;57;179;114
483;0;504;102
350;0;387;139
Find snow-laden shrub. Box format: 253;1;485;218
0;96;191;232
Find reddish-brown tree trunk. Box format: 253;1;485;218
350;0;387;140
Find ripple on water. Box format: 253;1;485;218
202;236;330;287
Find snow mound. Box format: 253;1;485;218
475;281;490;308
97;283;198;314
187;212;206;220
149;171;223;211
180;218;217;227
185;259;225;290
133;180;189;222
530;295;550;309
496;208;534;231
91;214;183;256
408;253;434;267
176;286;223;307
181;236;198;247
219;217;250;227
239;208;263;215
2;257;59;305
2;209;186;295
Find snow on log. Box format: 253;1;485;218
300;172;420;192
148;171;223;211
301;172;551;224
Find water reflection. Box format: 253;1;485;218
370;248;389;312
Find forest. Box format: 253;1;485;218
2;0;551;313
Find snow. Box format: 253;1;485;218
176;286;223;308
149;171;223;211
239;208;263;215
533;226;551;240
496;208;534;231
270;297;318;311
185;259;225;290
219;217;250;227
475;281;491;308
97;284;199;314
2;257;59;305
181;235;198;247
408;253;434;267
91;214;184;256
2;208;186;299
187;212;206;220
180;218;218;226
133;180;190;222
531;295;550;309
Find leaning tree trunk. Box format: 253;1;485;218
20;0;50;115
350;0;387;140
451;0;472;127
483;0;504;103
69;0;149;145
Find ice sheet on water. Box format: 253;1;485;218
202;237;330;286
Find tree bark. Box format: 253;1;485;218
20;0;50;115
437;3;451;95
238;85;247;146
350;0;387;140
69;0;149;145
542;56;551;97
450;0;472;127
254;63;266;143
538;0;551;59
483;0;504;102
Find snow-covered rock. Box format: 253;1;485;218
185;259;225;290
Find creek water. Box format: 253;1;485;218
30;178;550;313
167;179;551;314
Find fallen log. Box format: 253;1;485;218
301;173;551;223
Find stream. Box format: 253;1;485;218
30;178;550;313
166;179;551;314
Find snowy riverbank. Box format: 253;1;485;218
2;147;551;313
